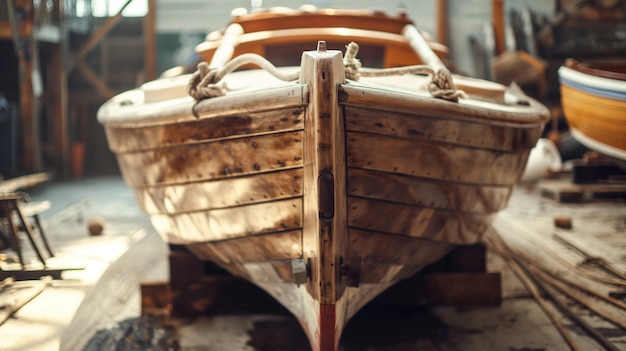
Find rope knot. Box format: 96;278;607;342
188;62;228;103
343;42;362;81
428;68;467;101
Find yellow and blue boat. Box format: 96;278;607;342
559;59;626;161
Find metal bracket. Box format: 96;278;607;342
291;258;308;286
340;255;361;288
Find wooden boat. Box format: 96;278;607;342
558;59;626;161
98;8;549;351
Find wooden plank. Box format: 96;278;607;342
187;229;302;264
539;178;626;203
150;198;302;243
197;27;447;68
347;168;512;213
347;131;528;186
348;197;493;244
233;9;413;35
348;229;452;267
135;169;303;214
0;276;52;326
0;267;81;281
345;106;541;151
116;131;304;186
0;173;50;193
105;107;305;153
340;83;549;124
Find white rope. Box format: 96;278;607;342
343;42;466;102
188;42;466;108
188;53;300;102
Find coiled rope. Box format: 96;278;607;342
188;42;466;108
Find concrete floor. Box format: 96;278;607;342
1;176;625;350
0;176;167;351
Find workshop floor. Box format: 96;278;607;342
0;176;625;351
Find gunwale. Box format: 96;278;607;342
196;8;448;67
564;58;626;81
98;70;549;129
227;8;414;34
196;27;447;59
559;65;626;99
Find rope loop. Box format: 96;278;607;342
188;53;301;116
343;42;466;102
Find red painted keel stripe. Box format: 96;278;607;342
319;304;337;351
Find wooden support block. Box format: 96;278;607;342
446;244;487;272
140;281;171;317
167;247;287;317
373;272;502;306
168;247;205;284
539;179;626;203
169;275;287;318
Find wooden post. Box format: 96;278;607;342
53;0;70;178
436;0;448;46
492;0;505;55
8;0;43;172
143;0;157;81
299;41;347;351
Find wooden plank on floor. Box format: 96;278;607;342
0;276;52;325
0;173;50;193
539;178;626;203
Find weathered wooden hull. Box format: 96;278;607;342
559;59;626;161
99;46;548;349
